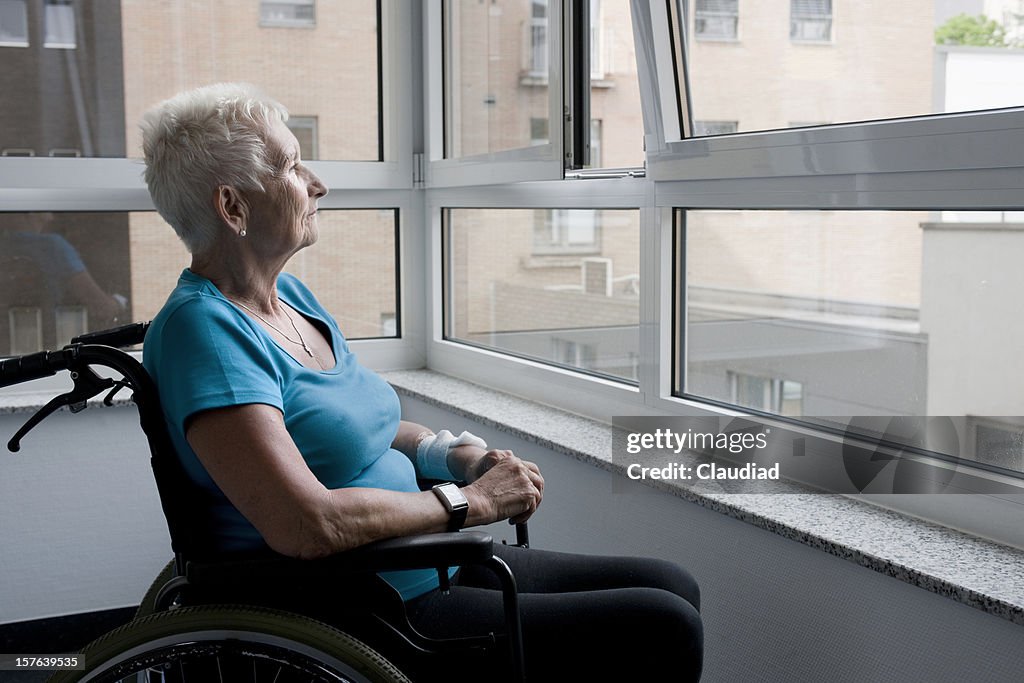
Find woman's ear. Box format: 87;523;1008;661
213;185;248;237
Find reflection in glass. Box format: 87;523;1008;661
0;209;398;356
446;208;640;382
0;212;131;355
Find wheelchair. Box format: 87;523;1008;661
1;323;529;683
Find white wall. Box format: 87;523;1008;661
0;407;169;625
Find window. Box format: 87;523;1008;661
677;0;1007;138
0;0;379;160
527;0;548;78
44;0;75;49
445;208;640;383
2;148;34;156
533;209;600;254
791;0;833;42
443;0;554;158
589;0;604;79
694;0;738;41
678;207;1024;475
0;209;399;357
693;120;738;136
729;372;804;417
285;116;319;161
261;0;316;28
0;0;27;47
583;1;644;169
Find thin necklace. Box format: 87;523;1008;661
232;299;323;368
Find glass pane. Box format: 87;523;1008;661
1;212;132;354
446;208;640;382
0;209;398;356
444;0;552;158
0;0;28;46
586;0;645;168
44;1;75;48
682;0;1024;137
681;208;1024;473
0;0;378;159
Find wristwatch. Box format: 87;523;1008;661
432;482;469;532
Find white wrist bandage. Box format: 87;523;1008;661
415;429;488;481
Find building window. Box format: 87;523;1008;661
260;0;316;28
285;116;318;161
589;119;602;167
791;0;832;42
693;120;738;137
48;148;81;157
589;0;604;79
2;148;34;156
533;209;600;255
729;372;804;417
446;208;640;383
695;0;738;41
44;0;76;48
0;0;28;47
528;0;548;77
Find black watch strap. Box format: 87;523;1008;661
432;483;469;532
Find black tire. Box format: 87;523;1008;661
48;604;410;683
134;559;175;618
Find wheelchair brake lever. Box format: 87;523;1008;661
7;366;115;452
102;381;130;407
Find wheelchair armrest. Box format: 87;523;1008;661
184;530;494;587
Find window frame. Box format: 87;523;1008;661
0;0;420;394
423;0;566;187
425;0;1024;551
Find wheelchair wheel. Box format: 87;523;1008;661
134;559;175;618
48;604;410;683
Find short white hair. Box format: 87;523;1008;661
141;83;289;254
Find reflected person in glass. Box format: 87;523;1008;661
140;83;702;682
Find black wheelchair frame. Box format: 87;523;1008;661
1;322;529;682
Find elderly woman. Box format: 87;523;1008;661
141;83;702;682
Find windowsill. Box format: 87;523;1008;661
383;368;1024;626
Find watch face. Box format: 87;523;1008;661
437;483;468;508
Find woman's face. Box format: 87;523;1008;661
244;118;327;259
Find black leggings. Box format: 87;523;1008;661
405;544;703;682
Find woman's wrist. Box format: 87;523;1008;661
415;429;488;481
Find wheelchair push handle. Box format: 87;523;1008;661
71;321;149;348
0;348;75;390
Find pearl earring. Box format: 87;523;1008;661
240;229;247;237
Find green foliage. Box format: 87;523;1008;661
935;13;1008;47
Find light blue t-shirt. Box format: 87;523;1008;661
143;269;442;600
